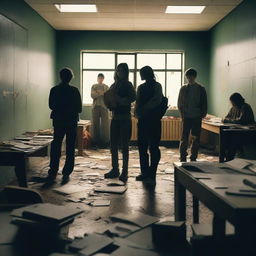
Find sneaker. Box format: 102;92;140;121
136;174;147;181
61;175;70;185
104;169;120;179
41;175;56;188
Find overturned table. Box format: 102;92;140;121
174;162;256;242
0;138;52;187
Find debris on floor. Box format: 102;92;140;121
25;146;218;252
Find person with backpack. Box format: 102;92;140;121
135;66;167;186
104;63;136;183
178;68;207;162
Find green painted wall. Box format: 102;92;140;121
209;0;256;118
56;31;210;120
0;0;56;186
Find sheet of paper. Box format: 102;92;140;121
107;180;125;186
83;172;101;176
53;184;89;195
91;165;107;170
226;158;251;170
110;212;159;228
165;168;174;174
70;233;113;255
89;155;110;160
13;203;83;224
95;186;127;194
113;237;154;250
90;200;111;207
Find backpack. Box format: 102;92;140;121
159;96;169;118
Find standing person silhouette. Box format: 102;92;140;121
46;68;82;185
178;68;207;162
135;66;164;186
104;63;136;183
91;73;109;148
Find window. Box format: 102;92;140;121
82;52;184;106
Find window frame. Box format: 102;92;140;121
81;50;184;106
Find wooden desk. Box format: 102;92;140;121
201;121;222;135
174;162;256;242
202;121;256;162
76;120;91;156
0;141;51;187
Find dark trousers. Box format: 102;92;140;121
92;106;109;146
110;118;131;172
138;118;161;179
49;124;77;177
179;118;202;161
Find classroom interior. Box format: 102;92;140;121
0;0;256;255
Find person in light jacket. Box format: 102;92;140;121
178;68;207;162
91;73;109;148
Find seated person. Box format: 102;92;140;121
224;93;255;125
223;93;255;161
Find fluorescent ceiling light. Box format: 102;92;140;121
165;6;205;14
55;4;97;13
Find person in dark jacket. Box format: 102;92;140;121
224;93;255;125
223;92;255;160
178;68;207;162
104;63;136;182
47;68;82;185
135;66;163;186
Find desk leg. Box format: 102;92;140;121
77;125;84;156
174;168;186;221
212;214;225;238
193;196;199;223
15;157;27;187
219;127;225;163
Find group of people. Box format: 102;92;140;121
45;63;255;186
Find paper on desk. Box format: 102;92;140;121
12;143;33;149
226;158;252;170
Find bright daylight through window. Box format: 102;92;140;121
82;52;184;107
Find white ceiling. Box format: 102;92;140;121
24;0;244;31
